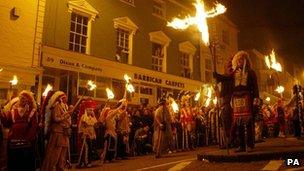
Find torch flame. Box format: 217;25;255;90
0;68;3;72
171;100;179;113
167;0;226;45
213;97;218;105
265;97;271;102
9;75;18;86
106;88;115;100
126;84;135;93
124;74;132;83
265;50;282;72
195;92;201;101
275;85;285;94
87;80;97;91
204;86;213;107
43;84;53;97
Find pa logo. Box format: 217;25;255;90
286;159;300;166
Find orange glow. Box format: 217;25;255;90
167;0;226;45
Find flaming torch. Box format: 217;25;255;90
42;84;53;97
106;88;115;100
171;100;179;113
9;75;18;86
123;74;135;99
275;85;285;94
167;0;226;46
195;92;201;102
8;75;18;100
204;86;213;107
265;50;282;72
87;80;97;91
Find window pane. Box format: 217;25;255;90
76;24;81;33
81;37;86;45
83;17;88;26
69;43;74;50
71;13;76;21
70;22;75;32
75;35;80;43
81;46;86;53
83;26;87;35
69;33;74;42
77;15;82;23
75;44;80;52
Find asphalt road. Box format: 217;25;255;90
68;148;304;171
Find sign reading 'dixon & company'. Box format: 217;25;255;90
134;73;185;88
42;54;103;74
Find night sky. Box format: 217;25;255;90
220;0;304;67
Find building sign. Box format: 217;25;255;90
42;54;103;75
133;73;185;89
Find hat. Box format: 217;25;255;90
19;90;37;110
44;91;66;134
232;50;251;70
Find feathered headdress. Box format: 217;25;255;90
44;91;66;135
232;51;251;71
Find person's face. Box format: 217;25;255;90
86;108;94;116
19;96;29;107
237;58;245;68
144;126;149;132
61;96;67;104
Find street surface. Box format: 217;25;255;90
68;147;304;171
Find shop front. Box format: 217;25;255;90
41;46;203;106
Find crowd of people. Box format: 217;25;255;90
0;50;303;171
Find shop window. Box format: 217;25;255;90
152;43;164;72
153;0;166;19
140;87;153;95
78;73;95;97
140;98;149;105
69;13;89;54
112;79;126;100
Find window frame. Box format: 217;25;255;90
149;31;171;73
152;0;166;19
178;41;196;78
67;0;99;55
113;17;138;65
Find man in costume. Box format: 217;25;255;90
77;99;98;168
116;101;130;160
180;93;194;150
213;57;234;148
153;96;172;158
214;51;259;152
41;91;74;171
100;100;126;163
1;91;38;171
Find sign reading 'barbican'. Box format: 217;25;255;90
134;73;185;88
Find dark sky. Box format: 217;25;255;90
220;0;304;66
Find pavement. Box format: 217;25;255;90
197;137;304;162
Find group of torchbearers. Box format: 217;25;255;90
0;50;303;171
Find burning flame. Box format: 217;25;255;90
106;88;115;100
87;80;97;91
213;97;218;105
126;84;135;93
265;97;271;102
0;68;3;72
265;50;282;72
9;75;18;86
205;86;213;107
167;0;226;45
43;84;53;97
124;74;132;83
171;100;179;113
195;92;201;101
275;86;285;94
